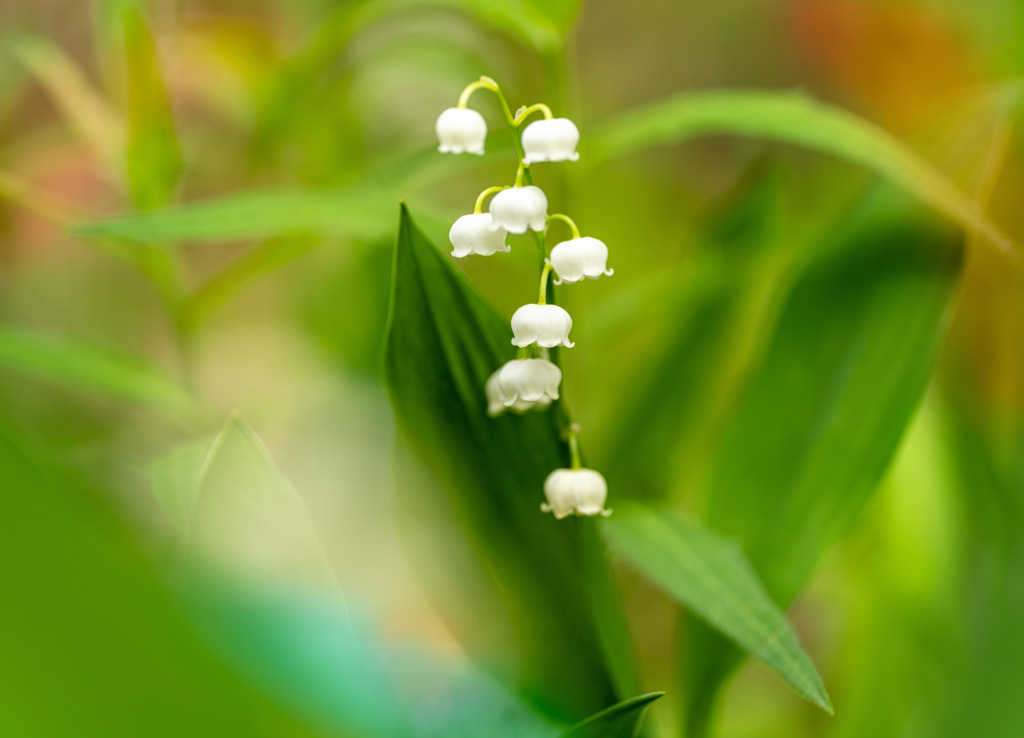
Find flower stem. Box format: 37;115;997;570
566;424;583;469
513;102;554;126
457;76;499;108
538;262;553;304
515;163;528;187
474;185;508;214
545;213;581;240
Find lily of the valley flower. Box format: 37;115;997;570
486;369;552;416
489;185;548;234
549;236;614;284
541;468;611;519
449;213;510;257
435;108;487;155
521;118;580;164
511;304;574;348
494;358;560;408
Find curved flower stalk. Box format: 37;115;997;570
434;77;615;519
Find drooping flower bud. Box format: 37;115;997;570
449;213;510;257
521;118;580;164
494;358;560;408
488;185;547;234
542;468;611;519
486;369;552;416
511;304;574;348
435;108;487;155
549;237;614;284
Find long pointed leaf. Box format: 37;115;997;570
605;508;831;712
383;203;636;719
592;89;1016;259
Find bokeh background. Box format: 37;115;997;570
1;0;1023;736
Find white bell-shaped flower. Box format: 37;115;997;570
542;468;611;519
488;185;547;234
494;358;560;408
449;213;510;257
549;237;614;284
435;108;487;155
521;118;580;164
511;304;574;348
486;369;552;416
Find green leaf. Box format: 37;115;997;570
70;186;454;245
121;7;182;208
683;197;964;733
383;203;637;719
559;692;664;738
0;327;198;420
0;425;321;737
592;89;1016;259
604;508;831;712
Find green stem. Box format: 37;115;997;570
546;213;581;240
515;163;528;187
489;84;535;187
567;424;583;469
538;262;553;304
513;102;554;126
457;76;499;108
474;185;508;214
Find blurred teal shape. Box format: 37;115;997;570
150;414;561;738
0;424;322;737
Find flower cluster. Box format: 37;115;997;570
435;76;612;519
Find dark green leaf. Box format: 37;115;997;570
558;692;664;738
604;507;831;712
383;203;637;719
